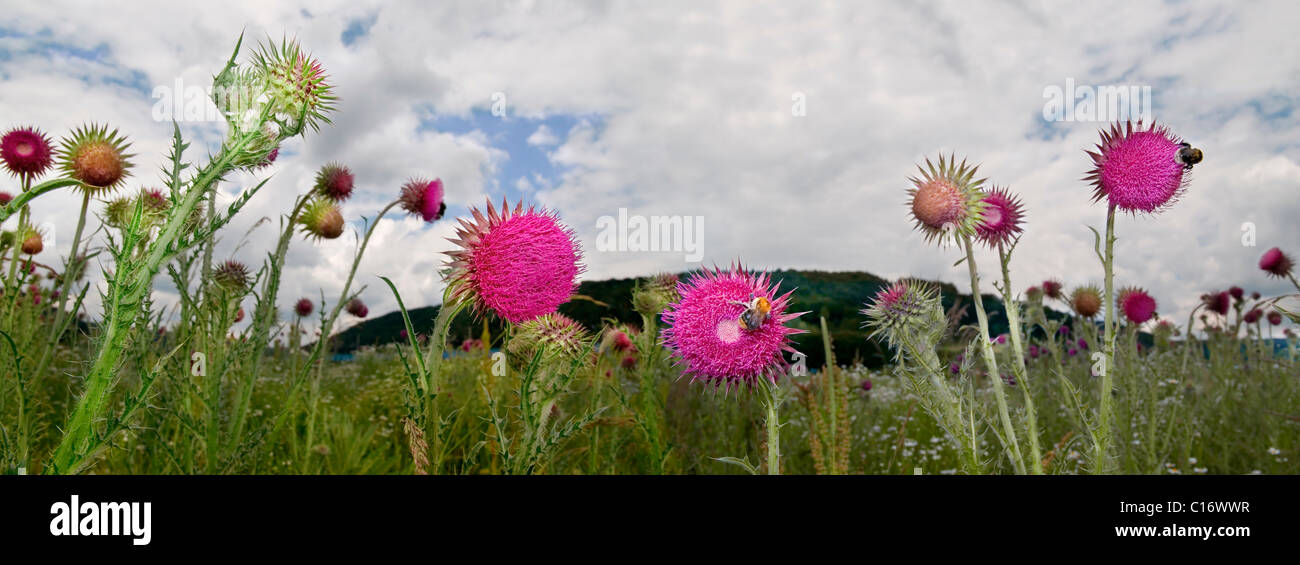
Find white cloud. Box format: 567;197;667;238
526;124;559;147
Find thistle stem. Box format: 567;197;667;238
31;191;91;385
997;242;1043;474
760;377;781;475
1093;204;1118;474
961;234;1026;474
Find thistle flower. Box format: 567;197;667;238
234;308;246;323
346;297;368;318
974;186;1024;247
141;188;170;217
313;162;354;202
1229;286;1244;301
1025;285;1043;301
610;330;635;352
59;124;133;193
398;177;446;223
1243;309;1262;324
298;198;344;240
1070;285;1102;318
661;265;805;388
0;191;12;206
1085;121;1195;214
295;298;314;317
907;154;986;244
1203;291;1231;316
860;379;873;392
632;273;681;317
213;260;250;291
863;280;933;332
1;126;54;178
1259;247;1294;279
446;198;583;323
1268;311;1283;326
1117;286;1157;324
1042;279;1064;300
507;313;591;363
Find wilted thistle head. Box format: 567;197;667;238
507;313;591;365
1;126;54;178
18;224;43;255
298;198;344;240
1202;291;1231;316
213;260;250;291
59;124;133;194
294;297;314;317
446;198;583;324
632;273;681;317
399;177;446;223
346;297;368;318
974;185;1024;247
314;162;354;202
1070;285;1102;318
1259;247;1294;278
1085;121;1193;214
660;265;805;389
907;154;986;244
1117;286;1157;324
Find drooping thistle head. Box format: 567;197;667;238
1117;286;1157;324
59;124;133;194
1085;121;1194;214
862;279;946;353
445;198;583;324
1;126;55;178
507;313;592;366
298;198;344;240
660;264;805;389
974;185;1024;248
632;272;681;318
295;297;314;318
313;162;354;202
212;260;251;292
346;297;369;318
907;154;986;245
399;177;446;223
1070;285;1102;318
1259;247;1294;279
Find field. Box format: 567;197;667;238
1;33;1298;476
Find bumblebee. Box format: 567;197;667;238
728;295;771;331
1177;142;1203;171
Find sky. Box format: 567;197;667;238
1;0;1297;338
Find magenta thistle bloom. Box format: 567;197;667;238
1259;247;1294;278
1085;121;1195;214
1042;279;1064;300
974;185;1024;247
1243;308;1262;324
446;198;583;323
314;162;354;202
661;265;805;388
860;379;872;392
295;298;314;317
399;177;446;222
1203;291;1231;316
346;298;368;318
1268;311;1283;326
1229;286;1244;300
0;191;12;206
1117;286;1157;324
1;126;54;178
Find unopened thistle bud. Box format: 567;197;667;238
18;225;43;255
298;198;344;240
213;260;250;292
314;162;354;202
508;313;591;365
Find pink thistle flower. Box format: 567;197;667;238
446;198;583;324
621;354;637;369
1117;286;1157;324
0;191;11;206
295;298;314;317
314;162;354;202
1229;286;1244;300
346;298;368;318
1203;291;1231;316
860;379;873;392
399;177;446;222
1268;311;1283;326
1243;308;1262;324
234;308;245;323
611;330;634;352
1;126;54;178
907;154;986;244
974;186;1024;247
1259;247;1294;279
1085;121;1196;214
1042;279;1064;300
1067;347;1078;357
661;264;805;388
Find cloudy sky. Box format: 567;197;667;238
1;0;1297;337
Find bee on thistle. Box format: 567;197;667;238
728;295;772;331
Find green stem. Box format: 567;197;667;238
997;243;1043;474
761;378;780;475
961;234;1026;474
1093;204;1118;474
31;191;91;383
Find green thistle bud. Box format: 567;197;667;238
212;259;250;292
507;314;591;366
298;198;344;240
